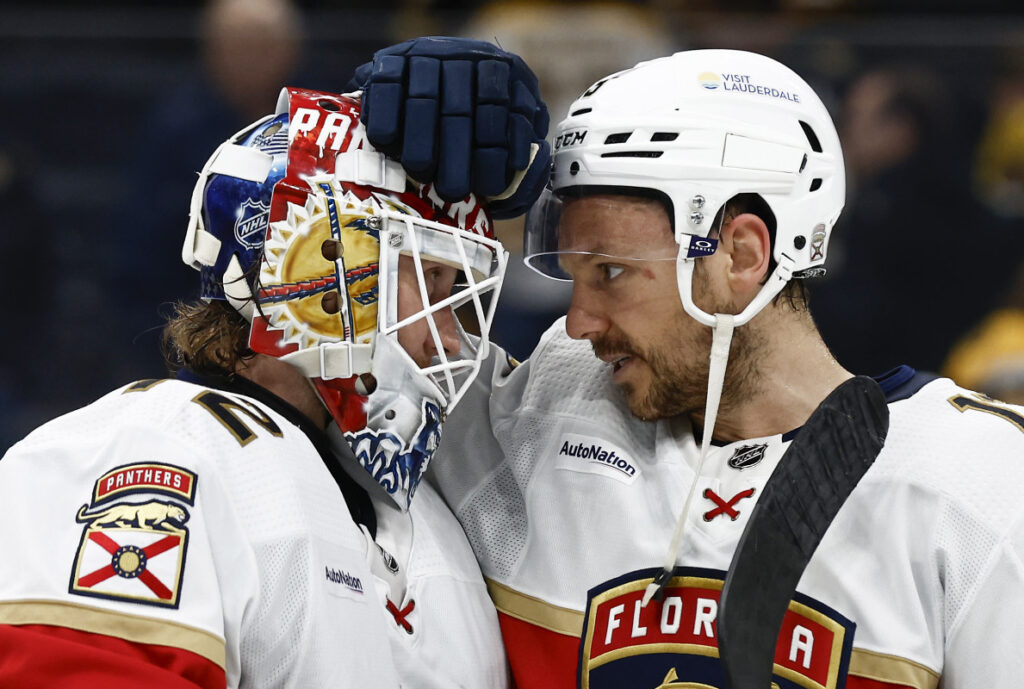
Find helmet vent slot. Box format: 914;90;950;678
601;151;664;159
651;132;679;142
799;121;823;153
571;107;592;116
604;132;632;144
809;178;823;192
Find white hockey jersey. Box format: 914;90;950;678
432;318;1024;689
0;374;507;689
350;442;511;689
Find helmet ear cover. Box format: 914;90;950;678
183;88;509;509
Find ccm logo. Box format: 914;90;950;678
554;129;587;150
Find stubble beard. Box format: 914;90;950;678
597;313;763;423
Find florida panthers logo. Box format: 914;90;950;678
346;400;442;506
69;462;197;608
75;501;188;530
579;567;855;689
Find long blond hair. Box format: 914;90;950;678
162;300;253;376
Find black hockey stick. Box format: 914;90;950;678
716;375;889;689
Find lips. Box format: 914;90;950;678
593;339;640;380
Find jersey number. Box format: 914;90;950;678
948;394;1024;433
192;391;283;446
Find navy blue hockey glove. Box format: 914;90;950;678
347;36;551;219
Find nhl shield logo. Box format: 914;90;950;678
727;443;768;470
235;198;271;249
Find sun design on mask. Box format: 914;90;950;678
258;183;383;352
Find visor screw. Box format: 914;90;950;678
690;194;706;210
689;211;704;225
794;235;806;250
367;215;383;231
385;409;396;421
569;161;580;176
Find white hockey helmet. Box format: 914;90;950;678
525;48;845;327
524;51;847;599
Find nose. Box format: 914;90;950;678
427;306;462;359
564;283;608;342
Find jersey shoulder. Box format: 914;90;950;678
873;376;1024;524
10;377;291;461
494;317;656;450
406;480;487;581
512;316;619;413
1;376;336;547
887;376;1024;457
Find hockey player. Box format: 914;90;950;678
0;86;535;687
397;50;1024;689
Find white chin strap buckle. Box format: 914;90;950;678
282;342;373;380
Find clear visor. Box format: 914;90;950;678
380;212;507;413
523;187;719;281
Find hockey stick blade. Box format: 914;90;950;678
717;375;889;689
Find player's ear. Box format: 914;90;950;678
720;213;771;299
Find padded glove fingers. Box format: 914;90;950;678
347;36;551;218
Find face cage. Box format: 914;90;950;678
377;210;508;414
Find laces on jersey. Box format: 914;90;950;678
386;598;416;634
642;314;734;606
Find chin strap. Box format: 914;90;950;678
282;342;374;380
641;235;799;605
643;313;734;607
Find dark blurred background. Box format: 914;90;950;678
4;0;1024;450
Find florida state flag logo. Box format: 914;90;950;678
68;462;195;608
579;567;854;689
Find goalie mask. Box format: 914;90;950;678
183;88;507;508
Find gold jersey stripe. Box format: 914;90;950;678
849;648;940;689
0;599;226;669
485;578;584;636
484;579;940;689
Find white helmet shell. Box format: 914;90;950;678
549;49;845;280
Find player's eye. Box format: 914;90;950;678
600;264;626;281
425;266;460;302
